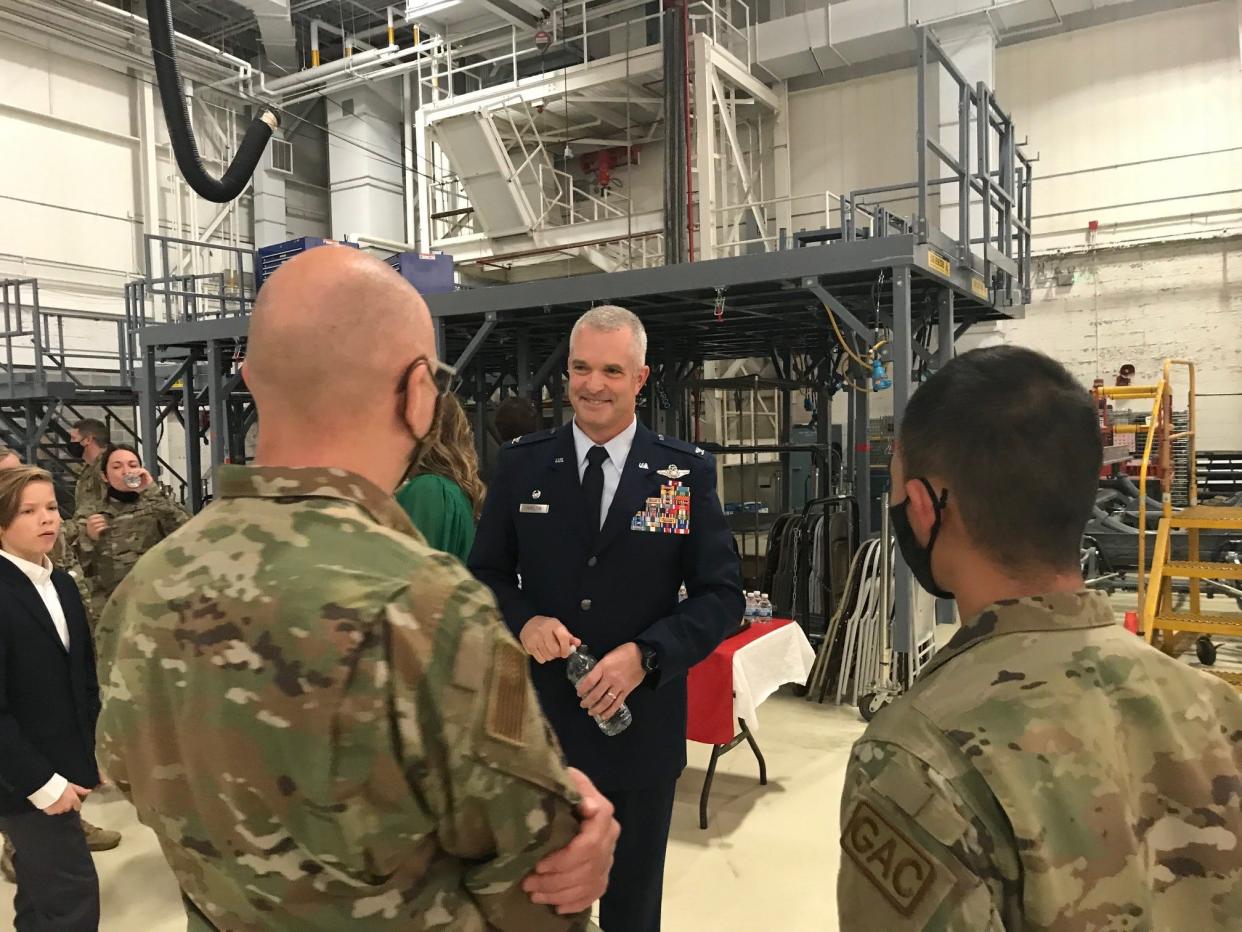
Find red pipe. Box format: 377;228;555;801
681;0;695;261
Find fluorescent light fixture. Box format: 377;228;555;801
405;0;462;18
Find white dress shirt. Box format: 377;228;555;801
0;548;71;811
573;416;638;529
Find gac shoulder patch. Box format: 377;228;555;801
484;640;528;747
842;799;937;916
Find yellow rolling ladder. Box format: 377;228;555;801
1116;359;1242;691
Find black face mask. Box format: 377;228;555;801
107;486;141;505
68;442;85;458
889;478;954;600
395;392;443;493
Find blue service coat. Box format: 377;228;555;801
468;421;744;791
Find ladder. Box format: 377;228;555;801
1128;360;1242;690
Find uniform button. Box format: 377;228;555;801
581;599;592;611
587;556;598;567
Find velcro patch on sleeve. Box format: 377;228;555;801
842;799;938;916
484;640;528;747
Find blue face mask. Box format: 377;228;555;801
889;478;954;600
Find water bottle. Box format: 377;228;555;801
760;593;773;620
744;592;756;619
565;645;632;737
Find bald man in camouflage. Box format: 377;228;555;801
97;247;618;930
839;346;1242;930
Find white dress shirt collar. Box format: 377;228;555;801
572;416;638;476
0;547;54;585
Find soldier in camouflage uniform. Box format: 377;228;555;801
97;246;619;930
839;346;1242;931
69;419;110;519
78;443;189;631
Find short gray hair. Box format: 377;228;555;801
570;305;647;368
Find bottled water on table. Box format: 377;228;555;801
759;593;773;620
565;645;632;736
744;592;757;619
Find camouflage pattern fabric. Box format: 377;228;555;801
73;460;108;519
51;521;93;626
78;486;189;628
838;590;1242;931
96;465;595;932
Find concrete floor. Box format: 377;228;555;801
0;691;866;932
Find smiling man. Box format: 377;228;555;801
470;305;744;932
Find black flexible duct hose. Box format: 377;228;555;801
147;0;278;203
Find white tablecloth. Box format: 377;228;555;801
731;622;815;735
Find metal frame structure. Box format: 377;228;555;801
125;26;1031;666
424;229;1017;659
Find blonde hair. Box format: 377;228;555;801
0;466;54;528
417;393;486;518
571;305;647;368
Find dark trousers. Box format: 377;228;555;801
599;779;677;932
0;810;99;932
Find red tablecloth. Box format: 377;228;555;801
687;620;795;745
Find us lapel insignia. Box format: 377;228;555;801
554;457;566;464
638;462;650;470
657;464;690;480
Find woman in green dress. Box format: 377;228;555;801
396;393;486;562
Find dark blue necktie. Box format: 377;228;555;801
582;445;609;535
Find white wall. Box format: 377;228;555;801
787;2;1242;248
1009;237;1242;448
0;31;331;352
1000;1;1242;252
787;1;1242;447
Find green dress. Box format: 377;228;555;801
395;473;476;562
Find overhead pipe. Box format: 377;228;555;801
310;18;380;68
146;0;278;203
263;43;400;94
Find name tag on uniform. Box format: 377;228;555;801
520;503;550;514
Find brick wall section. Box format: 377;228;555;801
1003;236;1242;449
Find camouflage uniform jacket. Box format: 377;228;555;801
838;591;1242;931
51;521;93;625
78;485;190;624
73;459;108;519
96;465;595;932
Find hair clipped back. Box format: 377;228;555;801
899;346;1102;572
571;305;647;368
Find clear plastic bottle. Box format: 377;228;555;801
744;592;756;619
759;593;773;620
565;645;632;736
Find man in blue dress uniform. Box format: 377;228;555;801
469;306;744;932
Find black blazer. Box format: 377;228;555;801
469;422;744;790
0;555;101;815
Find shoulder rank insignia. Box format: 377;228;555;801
657;464;690;480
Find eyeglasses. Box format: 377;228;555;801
397;356;458;399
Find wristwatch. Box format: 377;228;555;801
638;643;660;674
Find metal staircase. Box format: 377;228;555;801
1125;359;1242;690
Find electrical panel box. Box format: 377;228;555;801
385;251;455;295
257;237;359;286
